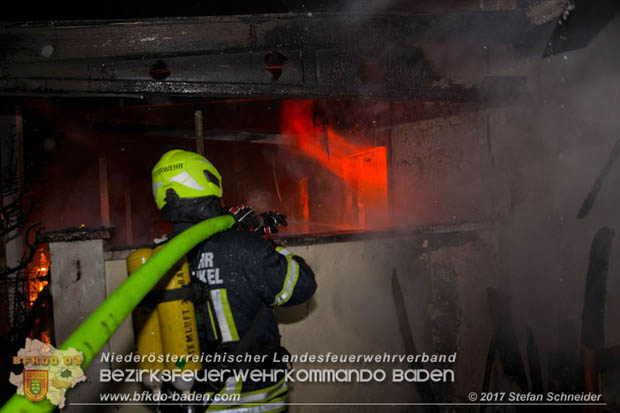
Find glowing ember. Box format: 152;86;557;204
40;331;51;345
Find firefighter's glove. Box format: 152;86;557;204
257;211;287;235
229;205;260;232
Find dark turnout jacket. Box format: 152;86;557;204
186;227;316;401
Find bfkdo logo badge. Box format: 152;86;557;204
23;370;48;402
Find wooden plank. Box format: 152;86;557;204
15;106;24;187
124;186;133;245
526;327;544;394
581;227;614;413
582;227;614;349
598;344;620;371
391;268;439;410
98;156;111;227
0;77;480;100
194;109;204;155
1;19;251;63
486;288;529;392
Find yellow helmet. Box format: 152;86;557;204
152;150;222;210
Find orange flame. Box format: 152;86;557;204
25;246;51;344
27;248;49;310
280;100;389;228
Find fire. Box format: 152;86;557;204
40;331;51;345
26;245;51;343
281;100;388;228
28;250;49;307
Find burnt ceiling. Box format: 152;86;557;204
1;0;616;111
0;1;539;21
0;12;536;100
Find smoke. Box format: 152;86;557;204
398;8;620;403
282;2;620;402
244;188;274;213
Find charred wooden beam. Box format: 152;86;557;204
41;226;111;242
581;226;614;412
577;140;620;219
391;268;439;410
486;288;530;393
582;227;614;350
547;320;581;400
0;13;534;99
276;221;488;247
526;326;544;394
0;75;481;100
543;0;620;57
597;344;620;372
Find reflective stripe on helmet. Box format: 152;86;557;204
168;171;206;191
152;181;163;201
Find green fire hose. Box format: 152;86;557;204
1;215;234;413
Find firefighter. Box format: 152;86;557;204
151;149;317;412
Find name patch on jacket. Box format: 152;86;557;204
196;252;223;285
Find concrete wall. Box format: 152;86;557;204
280;227;498;411
391;111;496;226
50;239;110;413
51;240;143;413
